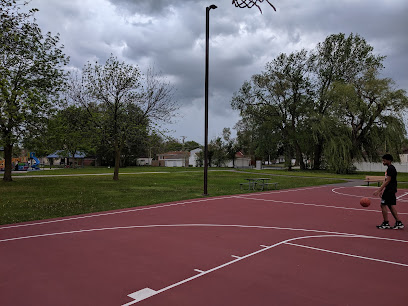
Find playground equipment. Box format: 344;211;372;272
29;152;41;170
0;153;41;171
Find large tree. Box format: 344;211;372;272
232;50;312;170
308;33;385;169
325;70;408;171
68;56;177;180
0;0;68;181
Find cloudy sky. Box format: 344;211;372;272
29;0;408;144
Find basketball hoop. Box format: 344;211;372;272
232;0;276;13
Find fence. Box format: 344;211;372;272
354;162;408;173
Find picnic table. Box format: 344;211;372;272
240;178;278;191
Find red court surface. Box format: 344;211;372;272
1;184;408;305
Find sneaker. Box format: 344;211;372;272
376;222;391;229
393;221;404;230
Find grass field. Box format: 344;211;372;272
1;166;406;226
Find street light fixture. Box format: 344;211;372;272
204;4;217;196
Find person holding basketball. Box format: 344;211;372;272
373;154;404;229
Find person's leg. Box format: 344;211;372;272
377;205;391;228
389;205;400;222
381;205;389;222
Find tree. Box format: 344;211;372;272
232;50;312;170
309;33;385;169
0;0;69;181
327;70;408;169
68;56;178;180
223;128;238;167
210;137;227;167
46;106;99;165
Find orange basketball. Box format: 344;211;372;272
360;197;371;207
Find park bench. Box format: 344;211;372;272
364;176;384;186
262;182;279;190
240;179;279;191
240;182;253;190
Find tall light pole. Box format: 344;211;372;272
204;4;217;196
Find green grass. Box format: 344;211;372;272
0;168;345;225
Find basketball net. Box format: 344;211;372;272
232;0;276;13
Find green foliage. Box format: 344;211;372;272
232;32;408;173
67;56;177;179
0;0;69;181
232;50;312;169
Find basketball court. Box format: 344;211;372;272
1;183;407;305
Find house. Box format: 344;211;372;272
46;150;87;167
189;148;202;167
400;148;408;163
136;158;152;166
156;151;190;167
233;151;252;168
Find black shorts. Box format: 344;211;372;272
381;190;396;206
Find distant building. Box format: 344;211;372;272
136;158;152;166
189;148;202;167
46;150;87;166
156;151;190;167
233;151;252;168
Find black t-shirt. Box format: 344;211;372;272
385;164;397;193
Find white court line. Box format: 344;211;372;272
233;195;408;215
238;185;328;197
2;223;408;244
0;185;331;231
121;233;408;305
122;234;347;305
332;187;408;203
285;242;408;267
194;269;205;273
0;196;237;230
397;192;408;199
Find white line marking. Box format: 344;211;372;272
2;224;408;244
0;185;338;231
0;196;237;230
285;242;408;267
238;185;327;197
397;192;408;199
332;187;408;203
194;269;205;273
260;245;269;248
125;232;408;305
234;195;408;215
122;234;350;305
231;255;241;259
122;288;157;306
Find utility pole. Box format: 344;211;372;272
204;4;217;196
181;136;187;151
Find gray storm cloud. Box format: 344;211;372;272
29;0;408;142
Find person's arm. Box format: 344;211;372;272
373;176;391;196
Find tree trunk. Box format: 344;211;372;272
312;141;323;170
295;146;306;170
113;147;120;180
3;143;13;182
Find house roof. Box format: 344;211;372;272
157;151;189;156
235;151;250;158
47;150;86;159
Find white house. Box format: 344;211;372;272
189;148;202;167
136;158;152;166
234;151;252;168
157;151;190;167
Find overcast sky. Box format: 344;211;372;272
29;0;408;144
